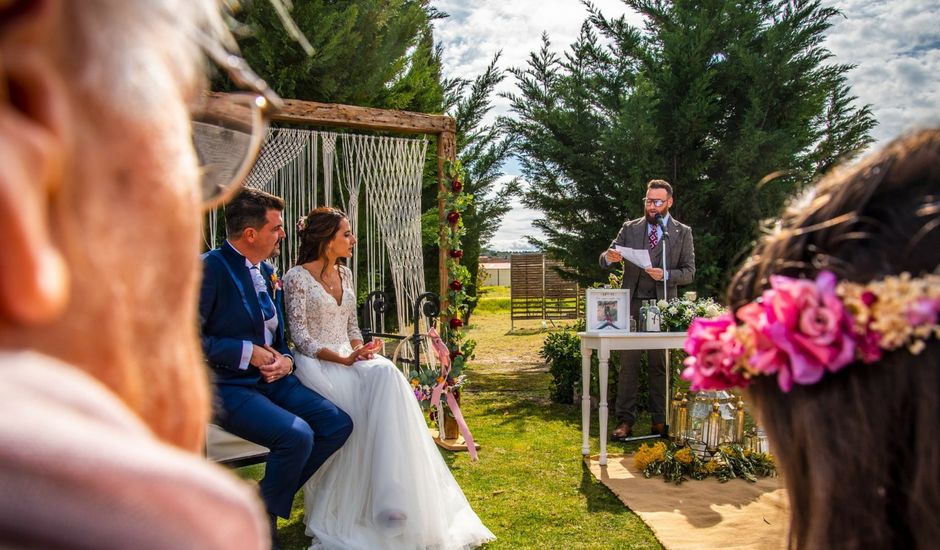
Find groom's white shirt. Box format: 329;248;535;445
225;241;278;370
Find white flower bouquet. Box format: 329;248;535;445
658;293;725;332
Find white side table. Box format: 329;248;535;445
578;331;688;465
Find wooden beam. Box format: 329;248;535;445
270;98;455;134
437;130;457;312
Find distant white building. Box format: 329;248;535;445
480;261;511;287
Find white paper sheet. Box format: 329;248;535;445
614;245;652;269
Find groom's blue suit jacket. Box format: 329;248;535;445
199;242;292;391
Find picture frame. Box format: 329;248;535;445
585;288;631;332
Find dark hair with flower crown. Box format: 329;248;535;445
722;129;940;549
295;207;348;277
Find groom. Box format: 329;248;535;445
200;188;352;547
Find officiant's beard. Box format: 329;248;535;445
645;205;670;224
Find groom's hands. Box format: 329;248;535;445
254;345;293;383
249;344;275;368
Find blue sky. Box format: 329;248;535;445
431;0;940;251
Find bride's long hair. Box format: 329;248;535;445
296;207;349;279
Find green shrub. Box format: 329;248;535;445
541;324;588;403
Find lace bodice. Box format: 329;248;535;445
283;265;363;357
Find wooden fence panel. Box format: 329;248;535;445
510;254;580;327
544;259;580;320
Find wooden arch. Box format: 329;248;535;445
226;93;457;311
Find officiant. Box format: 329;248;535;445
599;179;695;441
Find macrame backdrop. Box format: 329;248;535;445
207;127;429;336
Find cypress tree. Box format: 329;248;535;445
505;0;876;295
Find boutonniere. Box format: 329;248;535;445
271;272;282;292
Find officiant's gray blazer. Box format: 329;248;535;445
599;216;695;301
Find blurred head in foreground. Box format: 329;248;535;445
0;0;274;546
684;129;940;548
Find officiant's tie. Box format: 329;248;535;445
249;266;277;321
649;226;658;249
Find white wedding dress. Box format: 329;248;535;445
283;265;495;550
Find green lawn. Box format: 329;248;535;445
239;287;662;549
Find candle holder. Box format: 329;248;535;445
684;390;744;459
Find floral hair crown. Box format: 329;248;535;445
681;271;940;393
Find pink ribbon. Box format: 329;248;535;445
427;327;478;461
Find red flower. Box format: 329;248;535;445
449;280;463;291
447;210;460;225
449;317;464;329
451;178;463;193
449;249;464;259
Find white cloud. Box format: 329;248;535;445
824;0;940;145
484;176;541;251
432;0;940;249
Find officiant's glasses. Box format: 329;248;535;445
190;36;285;210
643;198;667;207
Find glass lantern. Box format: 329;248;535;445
684;390;741;458
744;426;770;454
669;391;689;446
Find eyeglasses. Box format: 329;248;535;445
191;36;284;210
643;198;668;207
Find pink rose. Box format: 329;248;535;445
752;272;856;391
681;314;748;391
736;301;793;389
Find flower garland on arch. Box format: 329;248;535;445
436;159;476;392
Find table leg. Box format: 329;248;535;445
581;343;591;456
599;351;609;466
664;348;670;437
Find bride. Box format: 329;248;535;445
282;207;495;550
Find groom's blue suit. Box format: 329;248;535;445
200;242;352;518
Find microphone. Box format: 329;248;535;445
655;214;668;236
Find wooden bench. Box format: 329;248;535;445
206;424;269;468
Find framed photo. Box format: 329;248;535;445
585;288;631;332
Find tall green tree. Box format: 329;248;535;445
505;0;876;296
222;0;445;112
